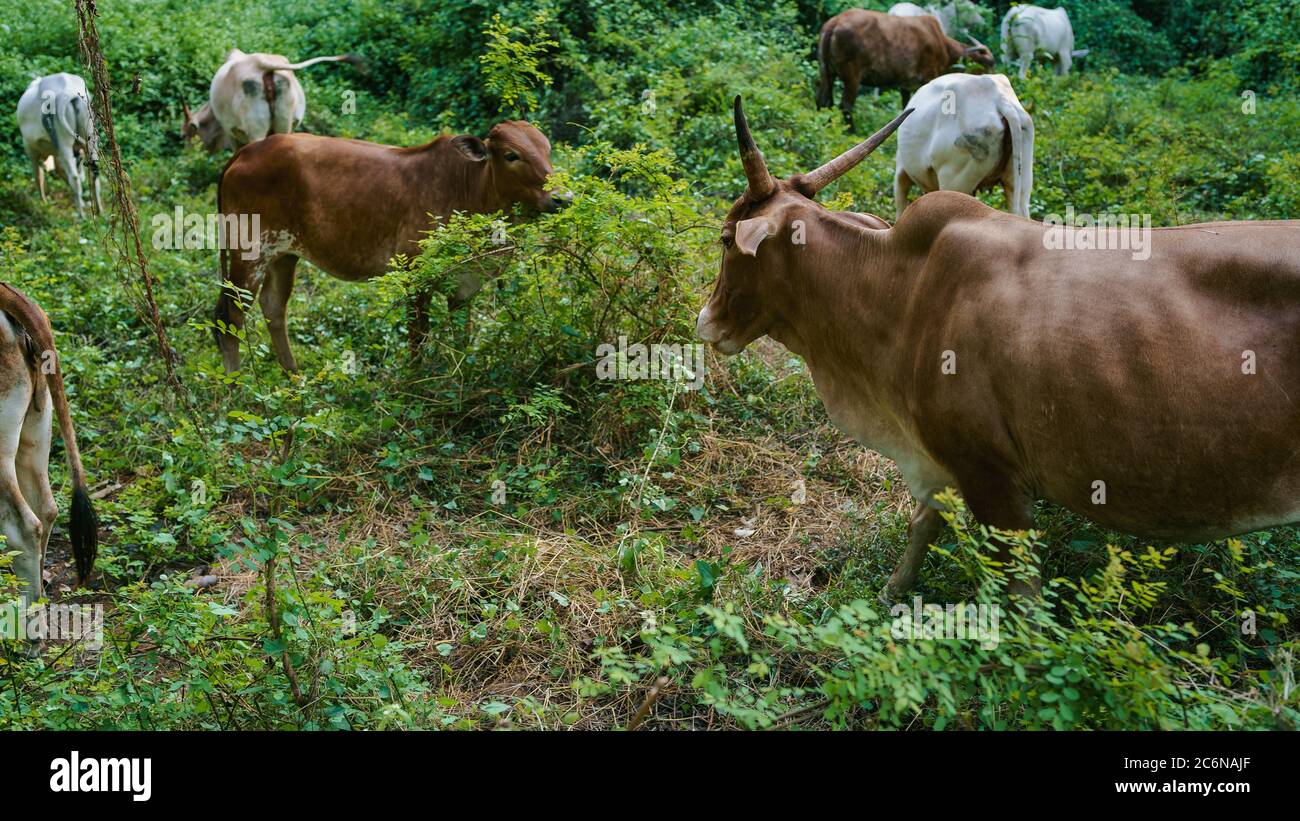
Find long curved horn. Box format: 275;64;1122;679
800;108;914;195
734;96;776;199
967;34;987;51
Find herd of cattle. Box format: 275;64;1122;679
5;3;1298;615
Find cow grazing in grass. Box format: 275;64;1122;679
15;73;103;218
0;284;97;609
894;73;1034;218
193;49;363;149
1001;5;1086;78
697;97;1300;600
213;123;568;373
888;1;987;37
180;100;234;153
817;8;994;125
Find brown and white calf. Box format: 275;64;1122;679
214;121;567;372
0;284;97;607
698;98;1300;599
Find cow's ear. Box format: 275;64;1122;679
734;217;775;257
452;135;489;162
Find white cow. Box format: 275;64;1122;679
205;49;361;148
888;2;987;36
1001;5;1082;78
894;73;1034;218
15;73;103;218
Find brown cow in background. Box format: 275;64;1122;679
213;122;569;373
817;8;994;127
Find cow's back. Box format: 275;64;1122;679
220;133;465;282
896;74;1006;182
827;9;949;86
894;192;1300;539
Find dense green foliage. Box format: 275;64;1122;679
0;0;1296;729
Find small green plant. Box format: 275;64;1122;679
479;12;558;117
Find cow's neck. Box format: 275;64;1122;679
767;213;922;454
421;141;511;215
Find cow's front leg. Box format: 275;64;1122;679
881;501;944;604
57;148;84;217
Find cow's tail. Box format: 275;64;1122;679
997;94;1034;218
256;70;287;134
252;54;365;73
0;285;97;584
816;24;835;109
214;154;236;347
39;96;60;155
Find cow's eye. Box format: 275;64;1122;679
505;151;520;162
721;236;734;249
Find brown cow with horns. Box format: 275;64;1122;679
697;97;1300;599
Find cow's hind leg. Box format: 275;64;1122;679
0;370;44;613
881;502;945;604
962;477;1040;600
840;74;860;130
26;150;47;203
894;169;914;220
215;252;266;373
259;255;300;372
1056;51;1072;76
55;145;84;218
937;161;992;201
16;384;55;590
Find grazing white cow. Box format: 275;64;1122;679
202;48;361;148
180;101;233;153
0;284;97;612
889;2;986;36
894;73;1034;218
1001;5;1083;78
15;73;103;218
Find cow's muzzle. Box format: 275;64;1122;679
696;306;740;355
542;190;574;213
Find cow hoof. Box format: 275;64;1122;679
878;582;905;609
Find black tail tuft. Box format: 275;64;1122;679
70;484;98;585
343;54;370;74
